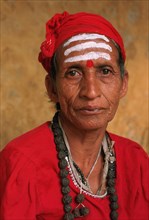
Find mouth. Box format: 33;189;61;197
77;106;106;115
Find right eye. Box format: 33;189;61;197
65;69;82;79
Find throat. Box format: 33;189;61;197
72;149;105;195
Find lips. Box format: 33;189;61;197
77;106;106;115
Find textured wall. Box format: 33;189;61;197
1;1;148;153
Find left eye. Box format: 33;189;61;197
68;70;78;76
102;68;111;75
65;69;81;79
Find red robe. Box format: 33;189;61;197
0;122;148;220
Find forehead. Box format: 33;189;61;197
63;33;110;46
56;33;119;64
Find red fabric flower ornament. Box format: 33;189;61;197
40;37;55;59
39;11;69;73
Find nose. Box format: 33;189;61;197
79;73;101;100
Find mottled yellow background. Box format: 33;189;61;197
1;1;148;153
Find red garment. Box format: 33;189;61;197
0;122;148;220
38;12;126;73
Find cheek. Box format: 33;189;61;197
103;82;122;105
56;81;78;105
102;85;121;121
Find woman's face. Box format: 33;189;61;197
48;34;128;131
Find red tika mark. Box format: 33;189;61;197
86;60;94;68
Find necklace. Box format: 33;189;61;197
65;129;102;190
86;146;102;180
51;111;118;220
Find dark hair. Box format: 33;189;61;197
50;54;57;80
112;40;125;78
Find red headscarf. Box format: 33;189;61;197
38;11;126;73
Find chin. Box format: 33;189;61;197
74;118;108;131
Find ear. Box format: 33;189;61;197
45;74;59;103
119;70;129;98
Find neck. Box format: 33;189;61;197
51;111;118;218
59;114;106;169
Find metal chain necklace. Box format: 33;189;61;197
63;127;102;192
51;111;118;220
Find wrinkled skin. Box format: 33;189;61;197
46;37;128;133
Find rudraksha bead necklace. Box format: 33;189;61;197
51;111;118;220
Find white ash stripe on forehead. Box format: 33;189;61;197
64;41;112;56
63;33;109;47
64;52;111;63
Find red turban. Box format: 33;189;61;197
38;11;126;73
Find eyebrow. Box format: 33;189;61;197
65;64;83;69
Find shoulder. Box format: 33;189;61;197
0;122;58;198
0;122;57;215
0;122;55;167
109;132;148;172
109;132;148;157
109;132;149;181
109;133;149;203
110;132;141;146
109;134;149;213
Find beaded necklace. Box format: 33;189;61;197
51;111;118;220
60;121;104;195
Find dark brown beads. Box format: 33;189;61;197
109;161;116;169
62;186;70;194
56;142;66;151
73;207;89;217
108;186;116;195
59;159;67;169
109;194;118;202
73;162;86;184
80;207;90;216
106;158;118;220
61;178;69;186
64;212;74;220
107;179;115;187
108;169;116;178
54;136;64;144
53;127;62;136
60;169;69;177
62;195;72;204
110;210;118;220
64;204;72;213
75;194;85;203
110;202;119;210
73;208;81;217
58;150;67;159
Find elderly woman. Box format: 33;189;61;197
0;12;148;220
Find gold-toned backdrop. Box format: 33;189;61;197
1;1;148;153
